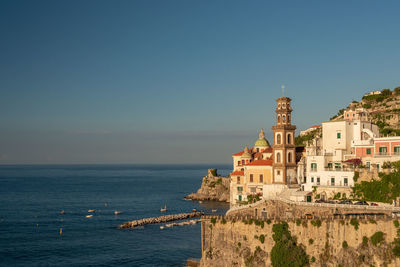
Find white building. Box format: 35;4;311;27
301;119;379;194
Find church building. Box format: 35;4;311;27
229;93;301;204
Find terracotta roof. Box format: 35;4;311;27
230;170;244;176
262;147;273;153
232;151;244;156
311;125;321;128
245;160;273;166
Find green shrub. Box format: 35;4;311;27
243;236;247;241
311;256;316;263
260;221;264;228
238;242;241;247
221;218;227;224
270;222;309;267
259;234;265;244
353;171;360;182
362;236;369;247
370;231;384;246
353;161;400;203
368;219;377;224
363;103;372;109
254;235;258;240
350;218;359;230
342;241;348;249
309;239;314;245
296;219;301;226
340;220;345;225
267;219;272;225
210;217;217;225
311;219;322;227
394;220;400;228
393;238;400;256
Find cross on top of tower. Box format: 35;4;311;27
281;85;285;96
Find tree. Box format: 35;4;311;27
381;89;392;96
394;86;400;95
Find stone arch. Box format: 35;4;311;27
288;152;292;163
277;134;281;144
320;192;327;201
287;133;291;144
276;152;281;163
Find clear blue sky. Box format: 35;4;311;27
0;0;399;164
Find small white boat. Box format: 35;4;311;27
86;214;94;218
114;210;122;215
160;205;167;212
88;209;95;213
199;201;203;203
211;209;217;213
160;226;165;230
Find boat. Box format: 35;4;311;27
211;209;217;213
160;205;167;212
114;210;122;215
60;210;65;215
160;226;165;230
86;214;94;218
199;201;203;203
88;209;95;213
192;208;197;212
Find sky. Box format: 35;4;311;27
0;0;399;164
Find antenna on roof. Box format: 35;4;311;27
281;85;285;96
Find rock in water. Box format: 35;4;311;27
184;169;230;202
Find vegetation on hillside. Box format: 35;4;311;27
270;222;309;267
295;129;320;147
353;161;400;203
330;86;400;134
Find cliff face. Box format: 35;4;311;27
200;216;400;267
185;169;230;202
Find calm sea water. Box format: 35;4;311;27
0;164;231;266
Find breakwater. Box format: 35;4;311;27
119;211;204;229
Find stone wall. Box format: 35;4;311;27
200;216;400;267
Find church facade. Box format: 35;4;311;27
229;95;301;204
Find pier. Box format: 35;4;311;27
119;211;204;229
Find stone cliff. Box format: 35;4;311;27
185;169;230;202
200;215;400;266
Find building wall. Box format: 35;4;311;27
303;170;354;192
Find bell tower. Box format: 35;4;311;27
272;86;297;185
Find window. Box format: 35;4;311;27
287;134;291;144
237;186;243;192
344;178;348;186
250;187;256;193
250;174;253;182
256;148;259;152
237;161;241;165
331;177;335;186
337;132;341;139
260;174;263;183
276;153;281;163
317;177;320;185
395;146;400;155
237;177;240;184
277;134;281;144
311;177;314;183
327;163;332;169
366;162;370;168
311;163;317;171
282;115;286;122
282;103;286;109
379;147;387;155
366;148;371;155
277;170;281;175
278;103;281;109
288;152;292;163
277;115;281;123
242;160;245;165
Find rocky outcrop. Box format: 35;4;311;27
185;169;230;202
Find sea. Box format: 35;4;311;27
0;164;231;266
